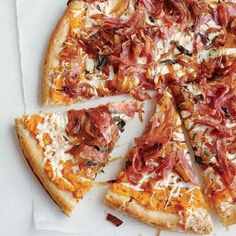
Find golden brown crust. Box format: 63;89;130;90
15;119;77;216
41;6;70;106
42;1;85;106
105;190;181;231
104;190;213;235
215;202;236;226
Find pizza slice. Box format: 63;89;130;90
104;90;213;234
176;76;236;225
15;100;140;216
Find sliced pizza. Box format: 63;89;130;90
105;90;213;234
176;76;236;225
15;100;140;216
42;0;235;106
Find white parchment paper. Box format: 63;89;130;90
16;0;236;235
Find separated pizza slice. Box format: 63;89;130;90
175;76;236;226
104;90;213;234
15;100;140;216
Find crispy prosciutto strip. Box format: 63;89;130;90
108;100;140;118
153;154;176;181
106;213;123;227
140;0;164;18
216;140;236;187
215;2;229;27
66;100;139;151
193;13;212;53
87;106;114;143
176;151;198;184
186;0;212;18
124;91;200;188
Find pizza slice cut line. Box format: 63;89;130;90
104;90;213;234
15;100;140;216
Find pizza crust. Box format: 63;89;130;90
15;119;77;216
216;202;236;226
42;1;85;106
104;190;213;235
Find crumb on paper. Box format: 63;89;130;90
106;213;123;227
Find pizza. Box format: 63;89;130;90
15;100;139;215
42;0;236;106
172;76;236;226
15;0;236;233
104;90;213;234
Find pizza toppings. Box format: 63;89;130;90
110;91;207;225
46;0;235;105
174;75;236;218
21;100;139;196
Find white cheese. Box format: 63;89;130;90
222;48;236;56
185;207;212;234
36;113;73;180
181;110;191;119
218;202;234;218
173;131;185;142
185;83;202;96
137;57;147;64
122;173;154;192
227;152;236;164
85;57;95;73
203;167;225;191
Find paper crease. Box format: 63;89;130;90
14;0;27;114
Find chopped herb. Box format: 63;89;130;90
117;119;126;132
63;135;70;142
222;107;231;118
125;160;132;170
154;143;162;149
96;4;101;11
149;16;155;23
199;33;210;44
204;149;211;157
63;86;69;93
196;94;203;102
96;55;108;70
160;59;177;64
195;155;204;165
86;160;99;167
94;145;108;152
189;24;195;32
176;44;192;56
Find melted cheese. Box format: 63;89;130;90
203;167;225;191
185;207;211;233
218;202;234;217
35;113;73;180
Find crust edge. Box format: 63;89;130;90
104;190;213;235
41;4;72;106
215;202;236;226
15;118;77;216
